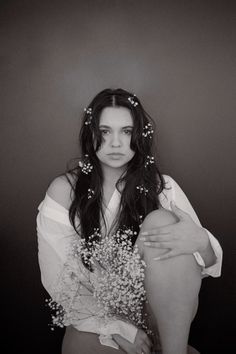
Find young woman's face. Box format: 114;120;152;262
96;107;135;171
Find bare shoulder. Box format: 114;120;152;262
142;207;178;229
47;173;75;210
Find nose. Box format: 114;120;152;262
111;132;121;147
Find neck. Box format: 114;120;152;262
101;164;126;188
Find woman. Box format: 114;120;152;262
37;88;222;354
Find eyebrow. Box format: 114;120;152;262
99;125;133;129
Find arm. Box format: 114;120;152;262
141;175;222;277
37;178;142;350
36;193;76;297
168;176;222;274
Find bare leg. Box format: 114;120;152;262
136;208;202;354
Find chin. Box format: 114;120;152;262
101;160;128;170
108;162;128;169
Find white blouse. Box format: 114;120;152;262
36;175;222;349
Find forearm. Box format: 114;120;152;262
165;175;222;273
198;228;217;268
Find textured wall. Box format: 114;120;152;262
1;1;235;353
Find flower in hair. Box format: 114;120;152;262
79;155;93;174
128;95;139;107
136;185;149;195
87;188;95;199
145;155;155;168
84;107;93;125
142;123;154;138
139;215;144;228
85;117;92;125
84;107;92;114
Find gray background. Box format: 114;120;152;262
1;1;235;353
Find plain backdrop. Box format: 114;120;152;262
1;1;235;353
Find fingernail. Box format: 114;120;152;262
141;231;148;236
144;242;151;246
153;257;161;261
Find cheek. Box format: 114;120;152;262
96;139;108;156
128;136;135;151
127;141;135;158
129;150;135;159
94;135;107;151
98;138;107;150
96;149;104;162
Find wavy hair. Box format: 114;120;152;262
65;88;164;251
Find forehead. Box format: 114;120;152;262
99;107;133;126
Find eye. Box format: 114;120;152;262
123;129;133;135
100;129;110;135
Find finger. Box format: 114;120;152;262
140;228;171;237
140;233;172;242
144;241;174;249
140;343;151;354
153;249;180;261
112;334;130;350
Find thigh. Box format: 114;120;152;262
62;326;126;354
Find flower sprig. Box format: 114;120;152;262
46;228;149;331
145;155;155;168
136;185;149;195
142;123;154;138
78;154;93;174
84;107;93;125
128;95;139;107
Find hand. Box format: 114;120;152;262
140;202;209;261
112;328;152;354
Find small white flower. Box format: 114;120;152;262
87;188;95;199
136;185;149;195
142;123;154;138
145;155;155;168
128;96;139;107
46;227;149;332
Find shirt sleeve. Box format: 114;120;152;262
36;194;76;297
161;175;223;277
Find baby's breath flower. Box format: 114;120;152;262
46;227;150;332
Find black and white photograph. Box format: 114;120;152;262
1;1;235;353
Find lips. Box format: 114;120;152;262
107;153;125;156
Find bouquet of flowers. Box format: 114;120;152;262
46;228;148;331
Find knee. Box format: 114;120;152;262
141;208;178;235
136;208;202;287
136;208;177;257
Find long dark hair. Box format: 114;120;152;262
65;88;164;250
